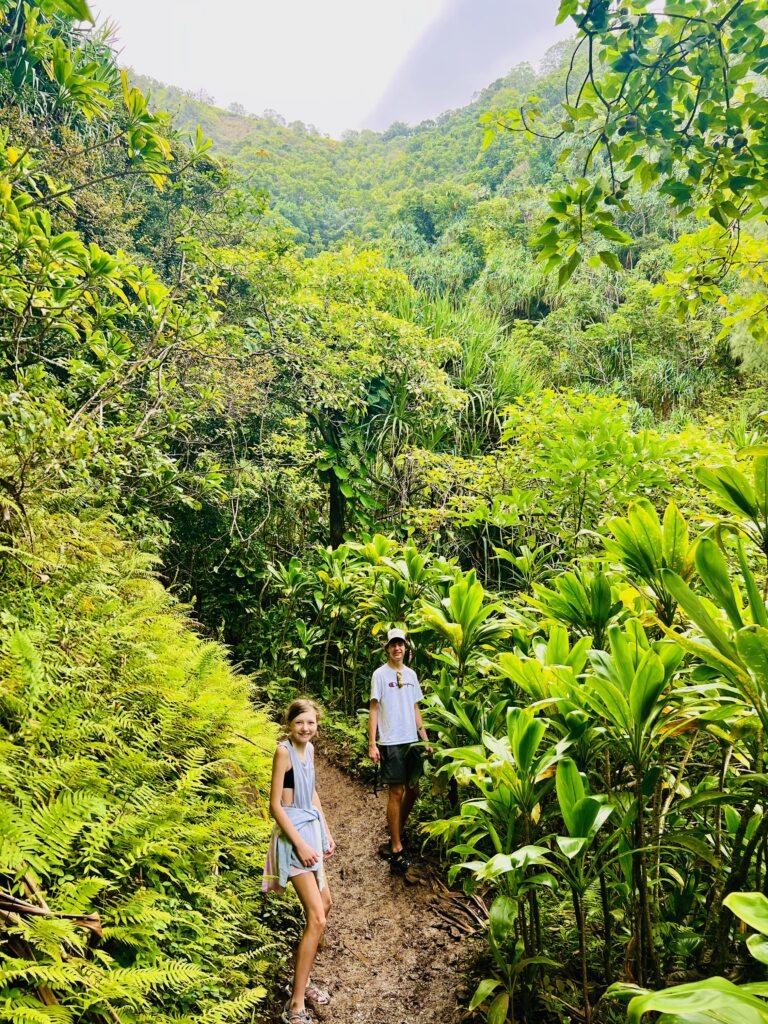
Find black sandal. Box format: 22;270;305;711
390;849;411;875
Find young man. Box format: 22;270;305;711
368;627;430;875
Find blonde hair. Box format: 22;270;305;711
281;697;322;734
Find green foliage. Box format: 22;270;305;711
529;568;622;649
609;892;768;1024
513;1;768;347
3;7;768;1024
604;499;697;626
0;505;284;1022
266;434;768;1016
403;390;727;583
136;45;742;422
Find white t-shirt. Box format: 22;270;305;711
370;664;423;745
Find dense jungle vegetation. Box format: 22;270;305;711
2;0;768;1022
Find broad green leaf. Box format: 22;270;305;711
488;992;510;1024
556;835;588;858
44;0;94;22
628;649;665;725
626;978;768;1024
469;978;500;1011
556;757;584;833
489;894;518;944
598;249;622;271
695;539;744;631
662;501;689;575
607;625;637;691
723;892;768;935
661;570;738;663
735;627;768;692
754;457;768;534
508;708;546;774
737;537;768;628
747;935;768;965
695;466;758;520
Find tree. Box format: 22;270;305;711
240;247;466;546
484;1;767;341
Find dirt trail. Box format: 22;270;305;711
272;755;480;1024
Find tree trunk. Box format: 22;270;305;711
328;472;346;548
573;889;592;1024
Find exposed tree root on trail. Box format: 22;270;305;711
270;755;480;1023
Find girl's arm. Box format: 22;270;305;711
269;746;320;867
312;789;335;857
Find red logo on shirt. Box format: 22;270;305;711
388;682;395;687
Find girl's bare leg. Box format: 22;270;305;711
289;873;332;1011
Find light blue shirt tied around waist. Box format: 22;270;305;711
274;740;328;891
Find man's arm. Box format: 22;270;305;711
369;699;380;762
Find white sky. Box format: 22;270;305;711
92;0;568;137
91;0;573;138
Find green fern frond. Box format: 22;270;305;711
0;959;75;988
101;960;207;994
7;631;45;700
0;993;74;1024
198;987;266;1024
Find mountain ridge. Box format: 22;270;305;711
132;43;571;251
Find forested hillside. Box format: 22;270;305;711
133;60;555;252
3;1;768;1023
135;49;750;427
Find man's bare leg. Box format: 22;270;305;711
387;783;405;853
400;783;419;834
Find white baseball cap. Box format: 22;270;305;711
385;628;408;646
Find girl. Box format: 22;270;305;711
262;698;335;1024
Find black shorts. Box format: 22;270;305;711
380;743;424;787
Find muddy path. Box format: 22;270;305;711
270;754;481;1023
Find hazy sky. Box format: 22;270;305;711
92;0;570;137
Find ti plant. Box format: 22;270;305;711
552;758;616;1024
604;499;697;626
529;567;623;650
582;621;686;984
419;570;515;687
469;891;559;1024
609;892;768;1024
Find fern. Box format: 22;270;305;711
0;503;281;1021
0;998;74;1024
7;632;45;707
197;987;266;1024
